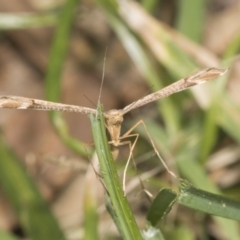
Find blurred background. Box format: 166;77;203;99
0;0;240;239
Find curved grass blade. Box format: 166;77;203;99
176;0;206;42
0;12;58;30
90;104;143;240
0;138;66;240
45;0;92;156
147;188;177;226
178;181;240;221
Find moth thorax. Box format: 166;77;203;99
105;110;124;143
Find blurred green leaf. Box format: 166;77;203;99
178;182;240;221
84;195;98;240
0;12;58;30
0;229;20;240
176;0;206;42
141;0;161;13
0;138;65;240
45;0;92;156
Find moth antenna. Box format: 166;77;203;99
98;47;108;105
83;94;96;108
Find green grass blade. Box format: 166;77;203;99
147;188;177;226
223;32;240;60
217;93;240;144
141;0;162;13
84;195;98;240
106;195;126;237
0;138;66;240
178;184;240;240
44;0;91;156
90;104;143;240
45;0;78;102
178;182;240;221
176;0;206;42
199;71;229;163
0;229;21;240
199;104;218;163
0;12;58;30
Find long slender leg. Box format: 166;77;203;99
108;119;177;195
108;138;137;194
109;135;146;196
120;120;177;180
119;136;140;195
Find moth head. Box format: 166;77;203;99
105;109;124;126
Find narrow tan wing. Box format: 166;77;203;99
0;95;97;115
122;68;228;115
